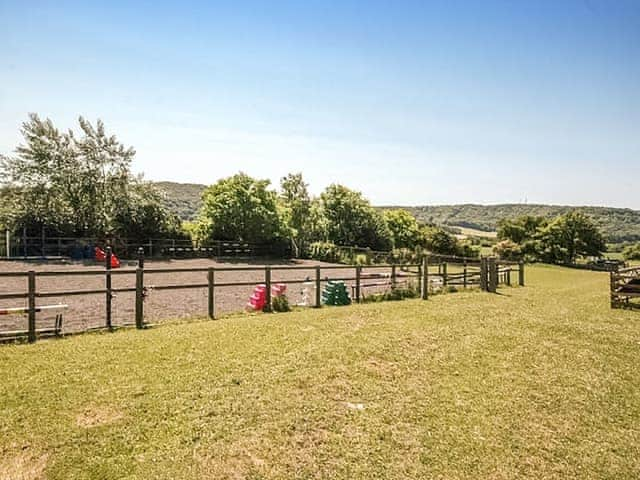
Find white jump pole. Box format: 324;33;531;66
0;304;68;315
4;229;9;258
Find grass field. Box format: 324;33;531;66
2;265;640;479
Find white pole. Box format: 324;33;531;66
5;229;9;258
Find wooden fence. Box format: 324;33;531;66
2;231;289;259
610;265;640;309
0;252;524;343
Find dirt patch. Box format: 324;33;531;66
76;406;124;428
0;448;48;480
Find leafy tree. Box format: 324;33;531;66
319;184;392;250
198;173;288;243
383;209;422;249
0;114;181;240
421;225;459;255
279;173;311;252
537;212;606;263
497;216;546;244
493;239;523;261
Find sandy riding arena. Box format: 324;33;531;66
0;259;410;336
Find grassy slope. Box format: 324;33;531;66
2;265;639;479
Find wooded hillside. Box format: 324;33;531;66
155;182;640;243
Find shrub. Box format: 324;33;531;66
622;243;640;261
271;295;291;313
493;239;523;261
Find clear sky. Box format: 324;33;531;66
1;1;639;208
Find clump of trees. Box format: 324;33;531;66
495;212;606;263
0;114;183;241
195;172;476;257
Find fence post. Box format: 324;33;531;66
28;271;36;343
518;261;525;286
421;257;429;300
391;264;396;289
105;246;113;330
488;257;498;293
442;263;448;287
135;267;144;329
315;266;321;308
610;271;617;309
480;257;488;291
264;266;272;312
463;262;468;288
137;247;145;268
355;265;362;303
208;267;216;319
506;267;511;286
23;226;27;258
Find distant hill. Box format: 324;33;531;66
154;182;640;243
387;204;640;243
155;181;206;221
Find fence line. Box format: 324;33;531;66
0;251;524;343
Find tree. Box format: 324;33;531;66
319;184;392;250
493;239;523;261
383;209;422;249
0;114;181;240
198;173;288;243
421;225;459;255
279;173;311;252
537;212;606;264
497;216;546;244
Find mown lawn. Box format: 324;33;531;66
1;265;640;479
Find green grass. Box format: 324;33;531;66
2;265;640;479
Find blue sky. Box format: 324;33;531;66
1;1;639;207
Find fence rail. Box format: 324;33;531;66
0;252;524;343
2;232;290;259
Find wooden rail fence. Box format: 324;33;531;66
610;265;640;309
0;251;524;343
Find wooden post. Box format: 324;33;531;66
135;267;144;329
506;267;511;286
264;266;272;312
463;262;468;288
488;257;498;293
518;261;525;286
208;268;216;319
421;257;429;300
610;271;618;309
355;265;362;303
391;264;396;289
315;266;321;308
137;247;145;268
41;226;45;257
105;246;113;330
442;263;448;287
480;257;488;291
23;226;27;258
27;271;36;343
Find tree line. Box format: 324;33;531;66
493;214;607;264
1;115;472;257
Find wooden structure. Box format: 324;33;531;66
610;266;640;309
0;253;524;343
